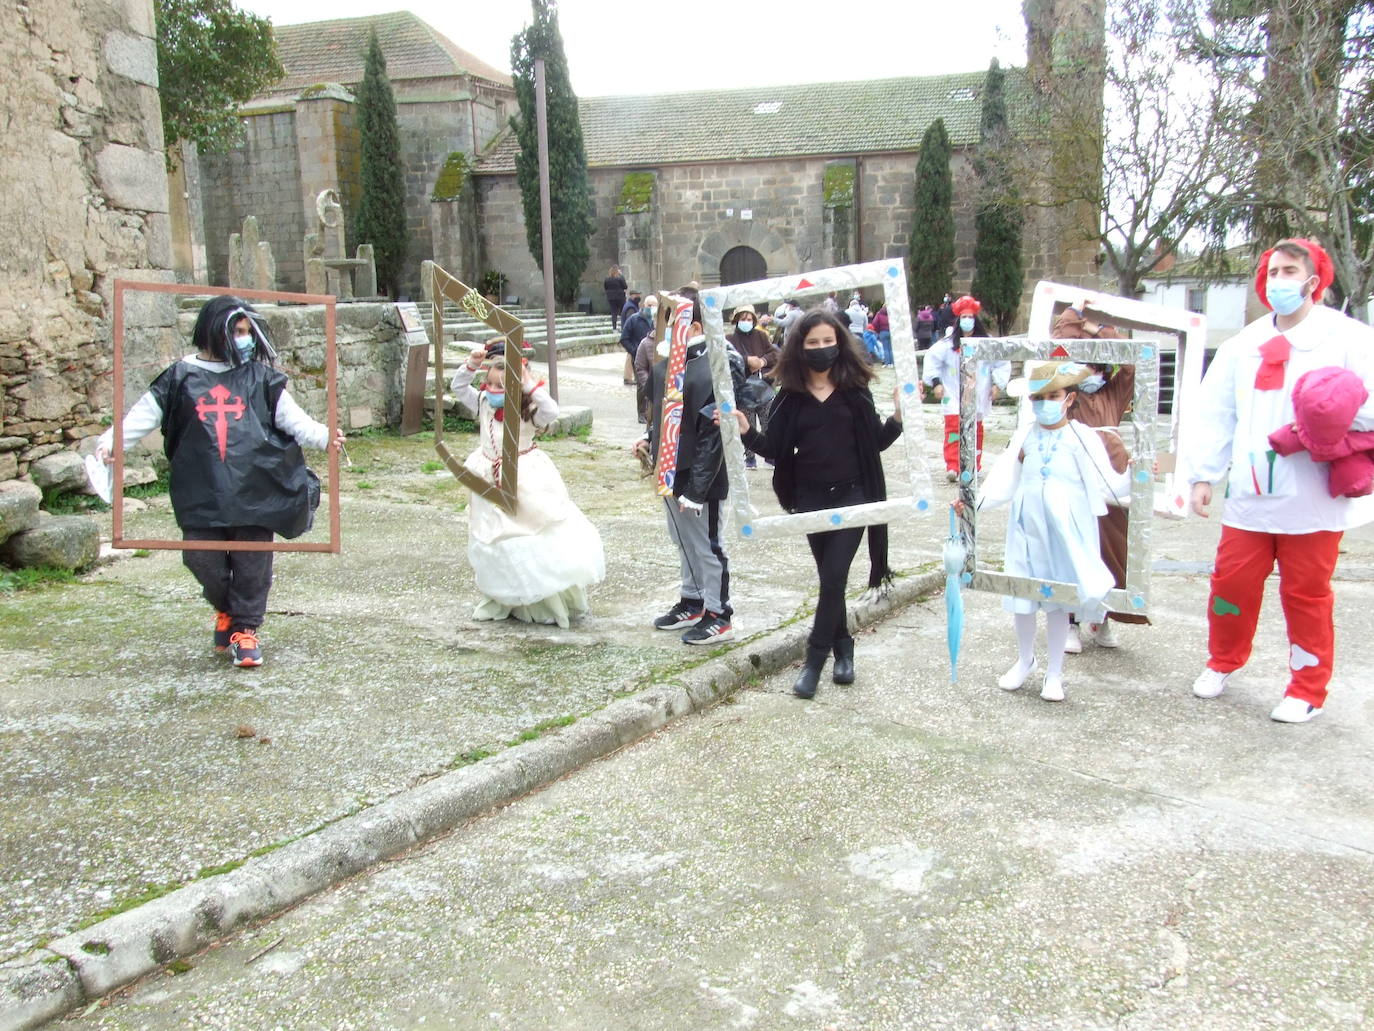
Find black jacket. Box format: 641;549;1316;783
743;386;902;586
647;345;744;504
603;275;627;305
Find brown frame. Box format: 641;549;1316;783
429;264;525;514
111;280;341;554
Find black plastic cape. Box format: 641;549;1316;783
149;360;318;539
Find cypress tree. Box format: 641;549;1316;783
909;118;955;312
971;60;1024;334
354;30;409;298
510;0;592;307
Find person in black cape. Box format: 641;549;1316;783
723;308;904;698
96;296;343;668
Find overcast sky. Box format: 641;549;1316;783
235;0;1029;96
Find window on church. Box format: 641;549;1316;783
752;101;782;115
1186;287;1207;314
947;87;977;101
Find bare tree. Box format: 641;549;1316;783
1194;0;1374;320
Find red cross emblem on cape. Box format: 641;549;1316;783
195;383;245;461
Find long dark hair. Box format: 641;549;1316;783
191;295;275;366
773;309;875;394
951;315;989;349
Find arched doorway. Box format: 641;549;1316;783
720;245;766;286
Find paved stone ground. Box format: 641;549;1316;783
5;352;1373;1028
77;545;1374;1031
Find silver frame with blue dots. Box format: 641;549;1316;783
955;336;1159;619
701;259;935;540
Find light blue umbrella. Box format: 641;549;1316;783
943;504;967;683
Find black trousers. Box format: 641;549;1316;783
182;526;274;630
796;482;866;650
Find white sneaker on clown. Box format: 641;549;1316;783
1088;621;1119;648
1040;674;1065;702
1063;624;1083;654
1270;695;1323;724
998;656;1038;691
1192;668;1232;698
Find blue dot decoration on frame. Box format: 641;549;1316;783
1039;584;1054;598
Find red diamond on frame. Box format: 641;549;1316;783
795;278;815;290
1050;345;1070;358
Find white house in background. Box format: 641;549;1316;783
1140;249;1254;349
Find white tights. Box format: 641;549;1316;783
1013;610;1068;678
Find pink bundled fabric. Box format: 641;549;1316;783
1268;365;1374;498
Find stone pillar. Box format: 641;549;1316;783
822;159;857;268
293;85;360;259
168;140;208;284
615;171;660;294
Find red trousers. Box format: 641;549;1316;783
942;414;984;472
1207;524;1342;706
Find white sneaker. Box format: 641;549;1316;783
945;469;959;482
1063;624;1083;654
1270;695;1323;723
1040;674;1065;702
998;657;1038;691
1088;621;1119;648
1192;668;1232;699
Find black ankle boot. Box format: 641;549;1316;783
832;637;855;684
793;644;830;699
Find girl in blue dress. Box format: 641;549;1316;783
974;361;1130;702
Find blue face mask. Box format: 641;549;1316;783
958;316;975;333
1080;373;1106;393
233;333;254;359
487;391;505;411
737;321;754;334
1032;398;1066;426
1267;277;1311;316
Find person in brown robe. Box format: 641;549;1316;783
1052;305;1151;649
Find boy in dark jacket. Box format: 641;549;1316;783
638;293;743;644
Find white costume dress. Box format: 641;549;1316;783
979;420;1130;621
921;333;1011;419
451;365;605;627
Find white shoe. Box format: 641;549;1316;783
1192;668;1232;699
1088;621;1119;648
1270;695;1323;723
1063;625;1083;654
998;657;1038;691
1040;674;1065;702
945;469;959;482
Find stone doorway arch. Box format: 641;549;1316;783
720;246;766;286
696;223;797;286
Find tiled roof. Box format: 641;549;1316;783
262;11;511;98
473;70;1028;174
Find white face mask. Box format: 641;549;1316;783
233;333;255;359
1080;373;1106;393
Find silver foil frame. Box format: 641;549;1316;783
956;336;1159;618
701;260;934;540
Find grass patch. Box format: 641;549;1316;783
166;958;194;975
356;481;375;490
454;748;495;766
43;491;108;515
80;942;111;955
0;565;80;593
126;471;171;498
420;459;444;474
76;880;183;929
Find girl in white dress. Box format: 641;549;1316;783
450;347;605;628
973;361;1130;701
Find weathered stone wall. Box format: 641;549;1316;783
476;147;1082;325
199;109;305;291
166;302;410;431
1;0;176;482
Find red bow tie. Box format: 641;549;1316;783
1256;335;1291;390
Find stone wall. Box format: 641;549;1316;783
1;0;176;482
199;108;305;291
475;147;1087;323
164;302;410;432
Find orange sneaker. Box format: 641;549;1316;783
213;612;233;653
228;629;262;668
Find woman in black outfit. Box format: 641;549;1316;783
725;308;904;698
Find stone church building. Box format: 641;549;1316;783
184;3;1105;312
